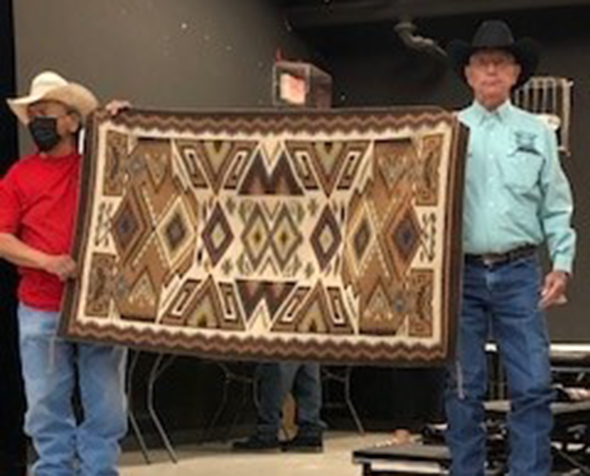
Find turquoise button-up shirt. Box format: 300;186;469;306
459;101;576;273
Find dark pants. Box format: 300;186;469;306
255;362;324;439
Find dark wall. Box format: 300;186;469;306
0;0;18;176
14;0;310;109
0;0;27;473
319;6;590;343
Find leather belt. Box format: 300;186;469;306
464;245;538;267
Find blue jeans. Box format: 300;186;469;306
445;256;553;476
18;304;128;476
255;362;324;439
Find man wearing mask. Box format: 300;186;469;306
445;21;576;476
0;71;128;476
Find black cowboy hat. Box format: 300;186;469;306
447;20;539;88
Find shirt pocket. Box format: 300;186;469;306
503;151;543;193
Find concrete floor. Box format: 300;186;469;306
119;431;434;476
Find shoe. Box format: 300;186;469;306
232;434;282;452
282;434;323;453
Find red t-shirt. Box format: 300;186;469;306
0;151;80;311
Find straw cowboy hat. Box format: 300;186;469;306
447;20;539;88
7;71;99;125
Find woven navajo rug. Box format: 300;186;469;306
60;108;466;364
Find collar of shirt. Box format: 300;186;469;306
468;100;513;126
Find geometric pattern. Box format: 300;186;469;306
61;107;466;364
310;206;342;272
238;201;304;274
201;204;234;267
285;141;369;196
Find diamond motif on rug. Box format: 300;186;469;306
201;203;234;266
310;206;342;271
111;190;149;262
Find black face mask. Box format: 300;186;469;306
28;116;61;152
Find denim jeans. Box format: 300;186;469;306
255;362;324;439
18;304;128;476
445;256;553;476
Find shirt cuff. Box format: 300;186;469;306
553;255;573;275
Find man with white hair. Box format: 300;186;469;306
445;20;576;475
0;71;127;476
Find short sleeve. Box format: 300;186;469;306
0;167;24;234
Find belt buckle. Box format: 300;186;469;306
481;254;501;267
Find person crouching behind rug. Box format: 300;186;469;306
445;20;576;476
0;71;128;476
